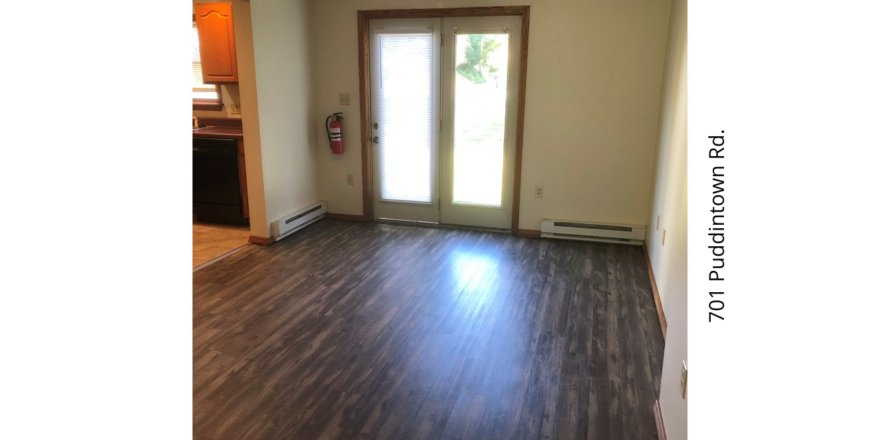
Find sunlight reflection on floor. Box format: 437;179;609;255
451;250;500;303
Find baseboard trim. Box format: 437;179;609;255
654;400;667;440
643;245;668;339
248;235;274;246
515;228;541;238
325;213;372;222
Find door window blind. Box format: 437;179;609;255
377;32;434;203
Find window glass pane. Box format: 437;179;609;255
378;33;434;203
452;33;509;207
192;24;218;101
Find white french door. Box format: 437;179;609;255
370;18;441;223
370;16;520;229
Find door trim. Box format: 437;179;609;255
357;6;531;234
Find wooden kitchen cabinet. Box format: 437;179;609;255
195;3;238;83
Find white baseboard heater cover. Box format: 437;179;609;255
540;219;646;245
271;201;327;241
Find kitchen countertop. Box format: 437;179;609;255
193;126;243;140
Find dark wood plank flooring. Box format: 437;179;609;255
193;219;665;440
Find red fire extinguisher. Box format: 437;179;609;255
325;113;344;154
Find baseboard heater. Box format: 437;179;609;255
540;219;646;245
271;201;327;241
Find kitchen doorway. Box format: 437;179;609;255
357;7;531;233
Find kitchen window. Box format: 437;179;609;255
193;22;222;110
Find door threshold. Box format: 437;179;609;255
376;217;439;225
375;218;511;234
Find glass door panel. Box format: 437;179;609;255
378;32;434;203
440;16;521;229
452;33;510;207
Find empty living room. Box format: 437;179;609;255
190;0;687;439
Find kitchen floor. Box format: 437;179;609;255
193;223;251;269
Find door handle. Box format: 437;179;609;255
373;122;379;129
372;136;380;143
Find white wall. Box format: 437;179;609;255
645;0;687;438
250;0;321;236
309;0;672;228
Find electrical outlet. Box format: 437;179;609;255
680;360;688;399
656;215;660;231
346;174;354;185
662;229;667;246
535;185;544;198
339;93;351;106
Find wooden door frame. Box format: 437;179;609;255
356;6;531;234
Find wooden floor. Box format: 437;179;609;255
193;220;665;440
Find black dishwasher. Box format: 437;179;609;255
193;138;248;226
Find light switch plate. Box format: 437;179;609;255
339;93;351;106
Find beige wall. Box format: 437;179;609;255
309;0;672;229
645;0;687;438
250;0;320;234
